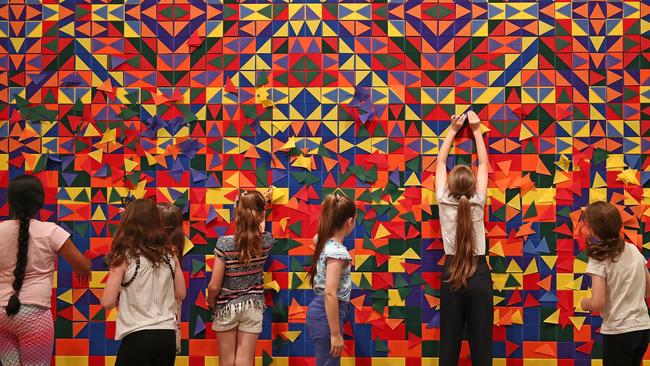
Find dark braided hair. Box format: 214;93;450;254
6;175;44;316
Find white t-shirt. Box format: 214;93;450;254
436;190;487;255
115;255;177;340
586;243;650;335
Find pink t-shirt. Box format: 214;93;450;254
0;219;70;308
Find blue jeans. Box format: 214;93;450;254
306;295;351;366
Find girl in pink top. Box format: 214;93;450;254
0;175;91;366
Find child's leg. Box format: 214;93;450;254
465;261;493;366
235;308;263;366
0;313;20;366
235;331;259;366
439;261;465;366
1;305;54;366
115;331;151;366
307;296;342;366
630;329;650;366
216;328;238;366
602;330;648;366
149;330;176;366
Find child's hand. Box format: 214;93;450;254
263;186;274;203
76;269;91;284
330;333;345;357
450;114;467;132
580;297;590;312
207;289;217;309
467;110;481;131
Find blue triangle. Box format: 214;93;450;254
206;206;217;224
536;238;550;254
523;239;537;255
538;292;557;302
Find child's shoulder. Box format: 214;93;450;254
323;240;351;259
216;235;236;249
261;231;275;248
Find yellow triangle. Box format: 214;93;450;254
569;316;585;330
354;255;371;269
225;172;240;187
57;289;73;304
511;309;523;324
519;124;535;140
524;258;538;275
592;172;607;188
99;128;116;144
84;123;101;137
281;330;302;342
264;280;280;292
91;206;106;221
88;149;104;163
404;172;421;186
375;223;391;239
493;295;506;306
124;158;138;172
541;255;557;270
506;260;523;273
543;309;560;324
145;151;157;166
506;194;521;210
183;237;194;256
401;248;421;260
489;241;505;257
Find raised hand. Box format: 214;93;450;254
450;113;467;132
467;110;481;132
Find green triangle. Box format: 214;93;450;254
505;274;521;288
375;338;388;353
74;221;90;237
394;274;409;288
523;202;537;219
275;72;289;85
304;56;320;71
258;4;272;18
290;257;305;272
359;274;373;290
398;287;413;300
262;351;273;366
305;71;320;85
593;148;609;164
288;222;302;236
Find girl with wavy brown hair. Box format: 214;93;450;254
579;201;650;366
435;111;492;366
101;198;186;366
207;187;274;366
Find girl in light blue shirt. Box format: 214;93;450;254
306;192;356;366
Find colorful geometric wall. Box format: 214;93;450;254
1;1;649;365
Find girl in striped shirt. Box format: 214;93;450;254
207;188;274;366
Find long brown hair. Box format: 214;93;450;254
107;198;171;267
235;190;266;263
158;203;185;258
308;192;356;286
446;165;478;289
582;201;625;261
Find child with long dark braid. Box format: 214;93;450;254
435;111;492;366
0;175;91;366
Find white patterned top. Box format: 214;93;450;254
115;255;176;340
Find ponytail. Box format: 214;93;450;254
446;195;477;290
6;215;31;315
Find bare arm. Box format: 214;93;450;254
324;258;346;357
436;114;466;194
173;256;186;301
580;274;607;312
207;257;225;308
467;111;489;196
58;239;92;283
101;262;126;310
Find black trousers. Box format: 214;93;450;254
603;329;649;366
440;256;493;366
115;329;176;366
